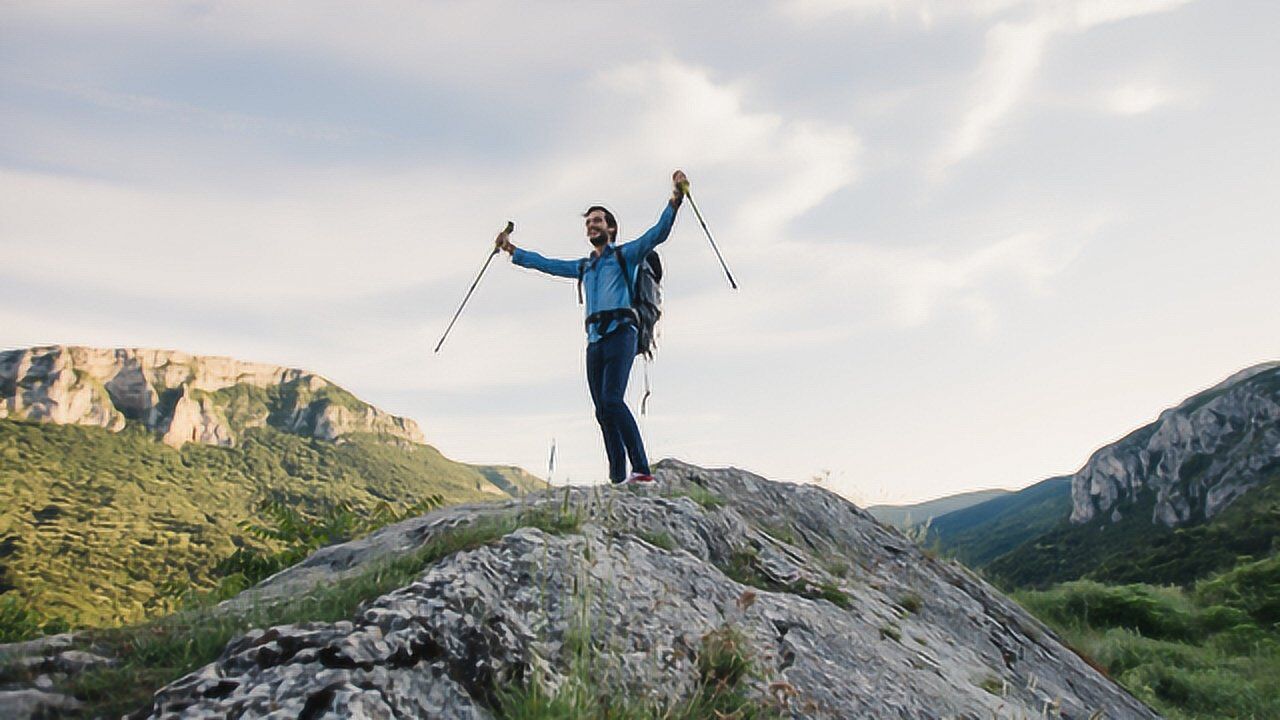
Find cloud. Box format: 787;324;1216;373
22;78;381;143
781;0;1022;24
919;0;1196;176
1105;80;1178;115
577;59;862;243
0;168;520;301
4;1;648;91
931;16;1057;176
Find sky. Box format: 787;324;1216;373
3;0;1279;505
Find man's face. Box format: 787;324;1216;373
585;210;612;246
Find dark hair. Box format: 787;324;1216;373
584;205;618;242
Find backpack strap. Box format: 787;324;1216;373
613;248;635;306
575;258;587;305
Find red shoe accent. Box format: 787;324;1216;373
627;472;655;484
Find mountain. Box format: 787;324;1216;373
923;475;1072;567
866;488;1009;530
0;460;1158;719
985;362;1280;588
0;345;543;632
0;345;425;448
1070;361;1280;527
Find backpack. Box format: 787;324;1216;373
576;248;664;359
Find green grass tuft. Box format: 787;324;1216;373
668;485;724;510
896;592;923;614
637;530;676;551
977;675;1005;696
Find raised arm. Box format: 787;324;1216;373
619;169;686;264
495;228;582;278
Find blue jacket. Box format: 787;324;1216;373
512;201;677;343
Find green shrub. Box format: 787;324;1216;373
1088;629;1208;675
1016;580;1194;640
0;594;45;643
1195;553;1280;626
214;495;443;587
1195;604;1251;633
1014;555;1280;720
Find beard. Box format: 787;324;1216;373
589;230;609;247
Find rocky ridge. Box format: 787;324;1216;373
1071;361;1280;526
0;345;424;448
48;460;1156;719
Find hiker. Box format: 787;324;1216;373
495;170;687;485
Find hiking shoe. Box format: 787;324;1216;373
627;472;656;485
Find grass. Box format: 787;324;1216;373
977;675;1005;696
896;592;923;614
666;485;724;510
761;521;798;546
37;507;581;719
1013;555;1280;720
496;624;781;720
718;549;853;610
0;419;541;636
637;530;676;551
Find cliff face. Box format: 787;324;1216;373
1071;362;1280;527
131;460;1154;719
0;346;424;448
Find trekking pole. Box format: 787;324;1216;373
434;221;514;353
680;182;737;290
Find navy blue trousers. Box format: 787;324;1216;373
586;324;649;483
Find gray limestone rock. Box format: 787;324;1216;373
1071;361;1280;526
0;688;84;719
133;460;1156;719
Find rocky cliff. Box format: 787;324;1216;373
68;460;1153;719
0;346;424;448
1071;361;1280;527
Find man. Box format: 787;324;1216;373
496;170;687;485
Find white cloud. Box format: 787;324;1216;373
782;0;1023;24
22;79;380;142
4;1;645;89
578;59;862;244
931;0;1195;176
1106;80;1177;115
932;16;1056;176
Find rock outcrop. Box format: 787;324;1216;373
117;460;1155;719
1071;362;1280;526
0;346;424;448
